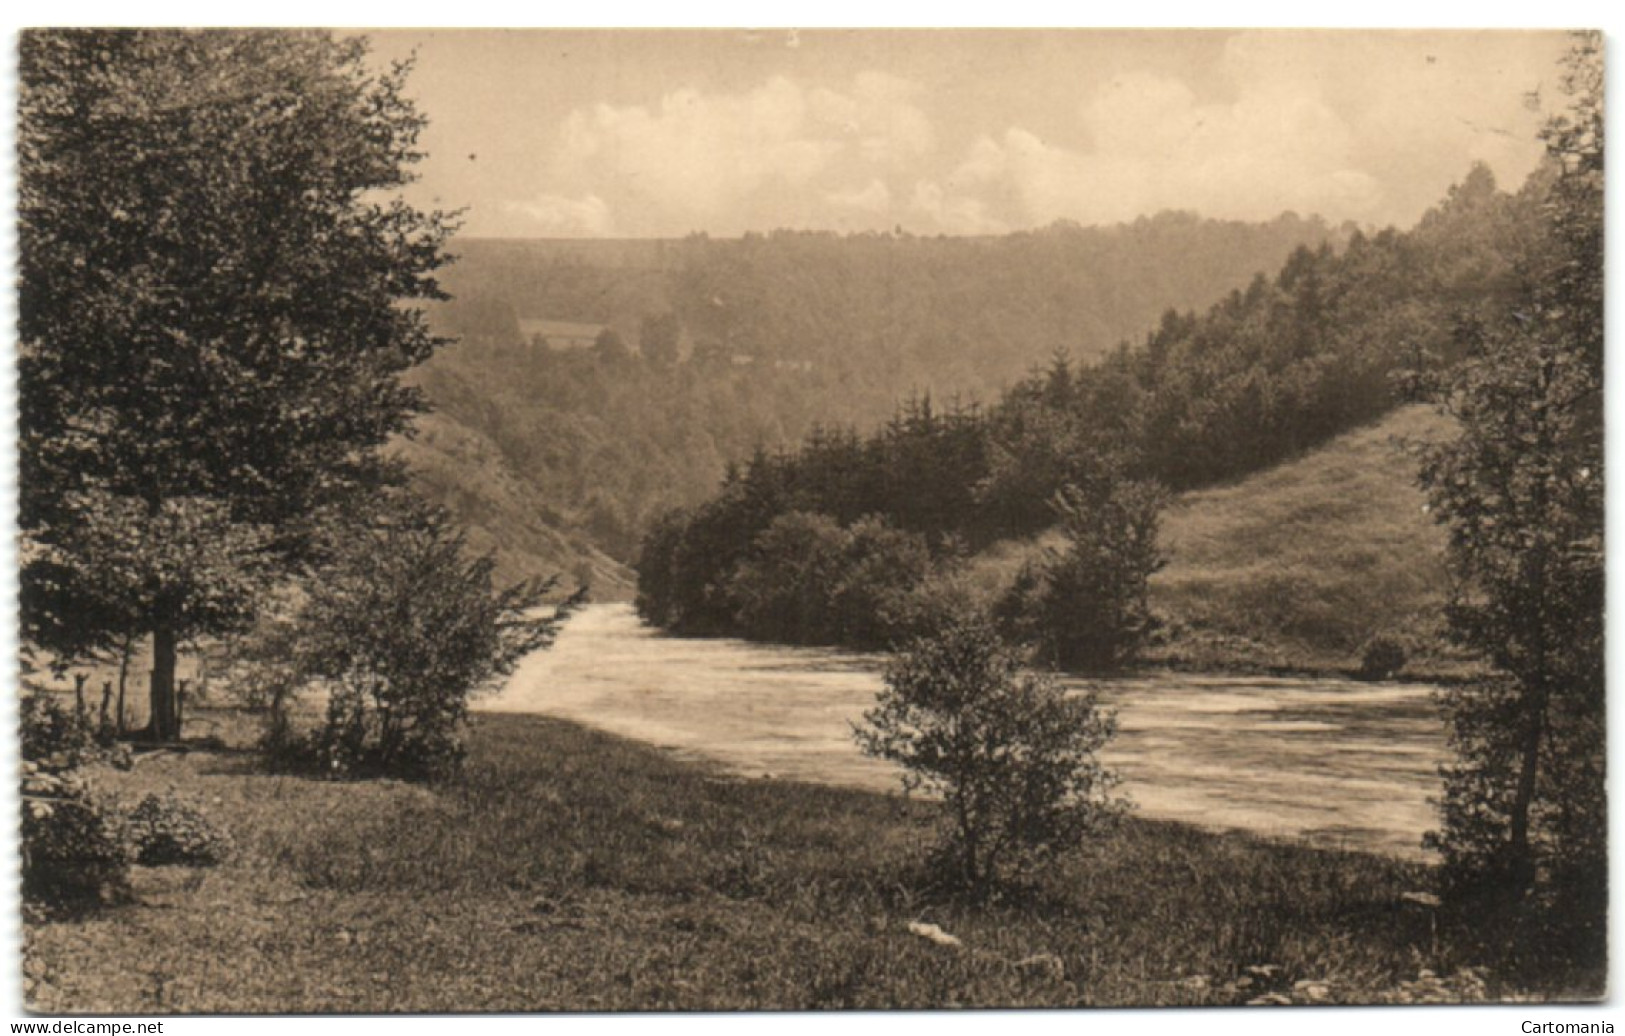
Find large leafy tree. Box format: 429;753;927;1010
19;30;455;739
1418;33;1603;950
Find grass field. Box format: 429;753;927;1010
1149;404;1467;674
967;405;1471;677
24;706;1597;1012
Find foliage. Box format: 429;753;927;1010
421;215;1339;573
18;29;455;737
855;615;1121;896
872;565;995;645
20;694;131;908
21;764;132;909
126;794;234;866
593;327;633;363
632;160;1529;650
996;478;1167;671
1415;34;1604;954
1357;634;1409;681
20;689;100;767
272;494;583;778
726;512;933;648
638;311;682;366
724;511;853;644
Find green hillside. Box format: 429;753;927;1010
967;405;1469;676
1150;405;1461;674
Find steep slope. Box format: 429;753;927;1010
389;410;635;598
1149;405;1458;673
966;405;1465;674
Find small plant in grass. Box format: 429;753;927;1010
19;689;132;909
855;613;1123;898
20;689;98;768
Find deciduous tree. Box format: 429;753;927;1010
19;30;455;738
1417;34;1603;945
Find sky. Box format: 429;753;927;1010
363;29;1573;239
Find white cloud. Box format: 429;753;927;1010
496;33;1557;237
925;60;1390;230
810;71;936;167
536;71;935;234
554;77;838;219
945;136;1007;189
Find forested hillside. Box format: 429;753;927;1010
633;159;1543;656
405;211;1341;581
434;212;1339;395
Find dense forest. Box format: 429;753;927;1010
409;212;1339;579
633;159;1543;656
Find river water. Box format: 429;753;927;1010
482;603;1446;860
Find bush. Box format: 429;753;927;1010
725;511;932;649
20;763;131;907
726;511;851;645
1357;634;1408;680
267;493;583;779
126;793;233;866
855;613;1123;897
875;566;993;645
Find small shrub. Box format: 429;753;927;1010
855;612;1124;898
1358;634;1408;680
126;793;233;866
264;493;582;779
726;511;932;649
20;764;131;907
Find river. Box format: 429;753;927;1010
481;602;1446;860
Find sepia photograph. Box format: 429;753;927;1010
7;21;1609;1019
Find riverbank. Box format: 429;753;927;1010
25;707;1599;1011
484;602;1448;860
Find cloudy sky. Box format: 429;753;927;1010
364;29;1571;239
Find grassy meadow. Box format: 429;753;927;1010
23;706;1599;1012
966;406;1473;677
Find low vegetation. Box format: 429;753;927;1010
22;708;1602;1012
247;492;582;779
856;615;1122;896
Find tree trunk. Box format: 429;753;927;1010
116;644;130;736
149;620;180;741
1508;680;1549;893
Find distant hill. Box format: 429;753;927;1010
406;213;1343;580
430;213;1341;408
